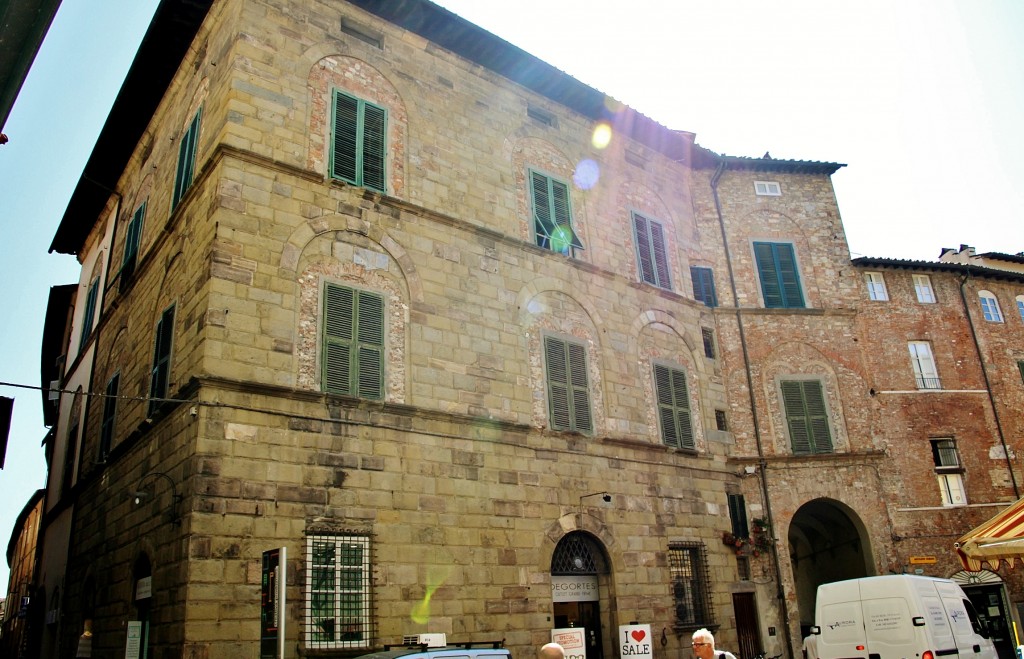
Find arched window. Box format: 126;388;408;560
978;290;1003;322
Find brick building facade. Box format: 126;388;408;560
23;1;1024;658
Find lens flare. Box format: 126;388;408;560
591;123;612;149
410;563;451;624
573;158;600;190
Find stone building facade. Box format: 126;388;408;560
26;1;1024;659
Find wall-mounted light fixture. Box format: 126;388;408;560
132;471;182;524
579;492;612;512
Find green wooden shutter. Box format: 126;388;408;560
172;109;201;210
323;284;384;399
634;212;670;289
331;91;387;193
355;291;384;399
361;103;387;192
754;242;784;308
545;336;571;430
120;203;146;291
567;341;592;433
100;373;119;460
654;364;694;449
728;493;749;538
633;213;656;284
530;171;581;253
755;242;804;308
79;278;99;348
650;219;670;288
781;380;832;454
544;336;591;432
690;266;717;307
332;91;359;184
149;305;175;414
1018;360;1024;385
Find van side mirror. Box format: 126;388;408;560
912;617;926;627
809;627;820;635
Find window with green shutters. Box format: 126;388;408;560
99;373;119;462
780;380;832;454
753;241;804;308
654;363;695;449
120;201;145;292
172;109;201;210
149;304;175;416
79;277;100;351
322;283;384;399
690;266;717;307
530;169;583;256
544;335;592;433
728;493;749;538
632;211;670;289
330;90;387;193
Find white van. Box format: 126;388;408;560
811;575;997;659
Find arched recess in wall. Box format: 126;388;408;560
516;278;606;433
760;341;850;456
289;215;415;402
634;309;708;451
509;135;591;259
733;208;819;309
304;54;408;197
614;179;682;290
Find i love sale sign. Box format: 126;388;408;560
619;624;652;659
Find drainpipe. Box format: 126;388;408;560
957;270;1019;497
710;162;795;659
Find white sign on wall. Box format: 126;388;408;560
618;624;652;659
552;628;586;659
551;575;599;602
124;621;142;659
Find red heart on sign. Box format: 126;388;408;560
631;630;646;642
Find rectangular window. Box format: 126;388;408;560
172;109;202;210
715;410;728;432
728;494;749;538
913;274;935;303
305;533;372;649
754;181;781;196
653;363;694;449
780;380;833;454
908;341;941;389
701;328;716;360
149;304;175;416
544;335;593;433
931;439;966;506
61;418;80;497
79;277;100;350
99;373;119;462
1017;296;1024;322
690;266;718;308
1018;360;1024;385
864;272;888;301
120;202;146;292
668;542;714;628
530;169;582;256
323;284;384;400
754;241;804;308
330;91;387;193
632;211;671;289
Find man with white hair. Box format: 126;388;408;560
691;628;737;659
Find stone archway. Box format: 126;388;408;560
551;531;612;659
788;499;874;636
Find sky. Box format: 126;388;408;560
0;0;1021;589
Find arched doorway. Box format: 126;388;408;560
132;554;153;659
551;531;611;659
952;569;1015;659
788;499;873;638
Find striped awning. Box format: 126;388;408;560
955;498;1024;571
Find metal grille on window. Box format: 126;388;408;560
668;542;714;628
305;533;374;650
551;532;607;575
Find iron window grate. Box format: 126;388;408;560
668;541;715;629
